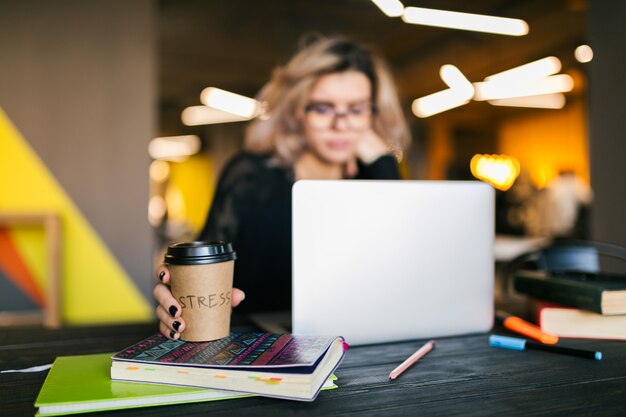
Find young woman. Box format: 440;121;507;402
154;37;411;339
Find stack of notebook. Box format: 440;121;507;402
35;332;346;416
514;270;626;340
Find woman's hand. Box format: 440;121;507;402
344;129;390;178
355;129;389;165
153;265;245;340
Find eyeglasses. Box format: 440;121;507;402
304;101;374;131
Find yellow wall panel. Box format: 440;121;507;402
168;154;215;234
0;108;152;324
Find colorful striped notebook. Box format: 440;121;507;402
111;332;346;401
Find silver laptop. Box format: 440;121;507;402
292;180;494;345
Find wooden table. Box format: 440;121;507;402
1;319;625;416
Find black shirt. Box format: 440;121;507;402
197;152;401;312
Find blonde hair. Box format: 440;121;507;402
244;37;411;165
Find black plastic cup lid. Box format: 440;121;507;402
164;241;237;265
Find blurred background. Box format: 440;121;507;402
0;0;624;325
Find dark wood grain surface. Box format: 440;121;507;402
1;318;625;417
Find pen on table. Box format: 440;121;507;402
489;335;602;360
389;339;436;380
495;310;559;345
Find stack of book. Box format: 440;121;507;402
514;269;626;340
35;332;346;416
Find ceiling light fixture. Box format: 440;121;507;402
370;0;404;17
574;44;593;63
410;58;571;117
182;105;249;126
474;74;574;101
412;87;474;118
402;6;528;36
439;65;474;95
148;135;201;161
488;93;566;109
412;65;475;118
485;56;561;83
200;87;260;118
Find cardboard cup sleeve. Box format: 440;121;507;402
169;260;234;341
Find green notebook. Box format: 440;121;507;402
35;353;338;416
34;353;250;416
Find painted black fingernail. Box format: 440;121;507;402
173;321;181;331
158;271;165;281
168;305;178;317
169;330;175;339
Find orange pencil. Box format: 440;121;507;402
496;310;559;344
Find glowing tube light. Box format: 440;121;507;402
200;87;260;118
413;65;474;118
182;105;249;126
488;93;566;109
485;57;561;83
402;7;528;36
148;135;201;161
473;74;574;101
412;88;473;118
439;65;474;95
371;0;404;17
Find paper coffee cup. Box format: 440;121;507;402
165;241;237;342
